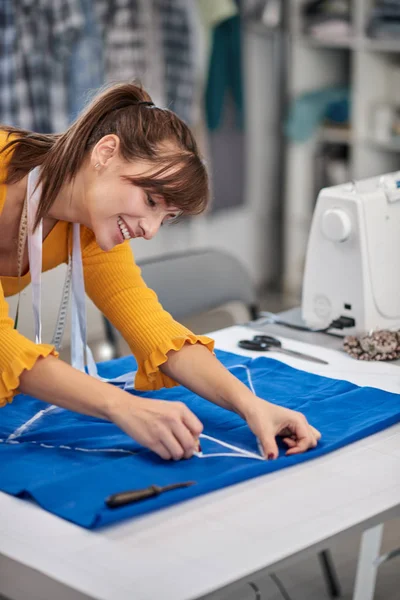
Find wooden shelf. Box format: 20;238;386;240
284;0;400;295
297;35;353;50
319;125;352;145
362;39;400;54
367;137;400;153
297;37;400;54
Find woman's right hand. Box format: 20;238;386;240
109;394;203;460
18;354;202;461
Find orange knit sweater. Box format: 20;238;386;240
0;133;214;406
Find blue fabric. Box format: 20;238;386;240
0;349;399;529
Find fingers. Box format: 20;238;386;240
171;419;200;459
258;431;279;460
272;410;321;456
284;417;319;456
152;403;203;461
151;428;195;461
311;425;322;440
282;429;319;450
181;405;203;438
172;403;203;459
152;441;173;461
282;437;297;448
162;430;190;461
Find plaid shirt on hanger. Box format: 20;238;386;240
13;0;84;133
98;0;195;124
68;0;104;122
156;0;195;124
97;0;147;84
0;1;17;127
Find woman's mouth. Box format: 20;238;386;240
117;216;132;241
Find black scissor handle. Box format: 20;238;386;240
253;335;282;348
238;339;269;351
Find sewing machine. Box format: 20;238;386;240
302;172;400;336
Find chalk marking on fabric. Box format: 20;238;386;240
228;364;265;458
199;433;264;460
6;404;58;442
194;451;264;461
73;446;136;455
5;371;137;443
3;364;261;457
0;435;261;460
0;438;137;456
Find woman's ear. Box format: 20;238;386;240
91;135;120;169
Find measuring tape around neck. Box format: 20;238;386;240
19;167;136;387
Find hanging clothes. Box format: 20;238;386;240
197;0;238;58
197;0;243;131
197;0;245;213
98;0;147;85
99;0;196;124
156;0;195;124
1;0;199;131
13;0;84;133
67;0;104;123
0;0;17;127
205;14;244;131
97;0;166;108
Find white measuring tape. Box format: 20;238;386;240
26;167;135;386
195;433;265;460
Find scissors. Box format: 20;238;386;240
238;335;328;365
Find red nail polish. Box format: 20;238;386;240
268;453;274;460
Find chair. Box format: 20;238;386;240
101;247;259;358
137;248;259;322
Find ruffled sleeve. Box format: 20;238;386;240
0;281;58;406
81;228;215;391
134;331;214;391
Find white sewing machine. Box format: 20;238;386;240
302;171;400;336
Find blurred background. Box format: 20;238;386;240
3;0;400;352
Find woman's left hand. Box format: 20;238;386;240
244;399;321;459
162;343;321;459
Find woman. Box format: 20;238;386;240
0;82;320;461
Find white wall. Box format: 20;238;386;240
283;43;350;295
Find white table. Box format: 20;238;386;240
0;324;399;600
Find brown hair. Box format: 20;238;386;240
1;82;210;229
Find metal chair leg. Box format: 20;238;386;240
318;549;342;598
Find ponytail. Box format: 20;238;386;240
1;84;161;226
1;82;209;227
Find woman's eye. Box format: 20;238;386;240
146;194;156;208
162;214;179;226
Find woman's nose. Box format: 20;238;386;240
141;218;162;240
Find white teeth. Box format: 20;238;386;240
117;217;131;240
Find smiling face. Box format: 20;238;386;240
85;135;181;251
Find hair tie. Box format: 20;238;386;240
136;101;155;107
